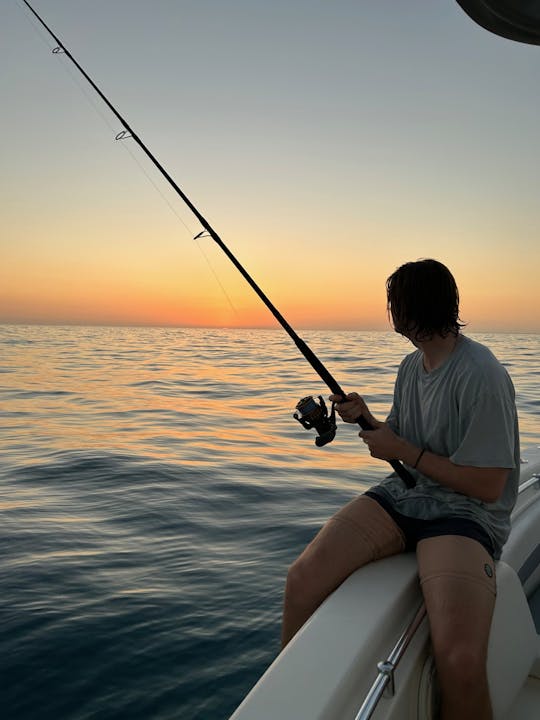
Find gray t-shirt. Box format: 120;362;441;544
370;335;520;559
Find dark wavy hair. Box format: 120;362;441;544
386;259;465;341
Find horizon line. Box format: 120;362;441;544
1;320;538;335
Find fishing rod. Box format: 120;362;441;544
21;0;415;488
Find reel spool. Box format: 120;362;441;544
294;395;337;447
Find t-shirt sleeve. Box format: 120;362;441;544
386;401;399;434
450;386;517;469
386;366;402;434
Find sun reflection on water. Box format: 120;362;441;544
1;326;538;485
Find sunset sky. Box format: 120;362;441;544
1;0;539;331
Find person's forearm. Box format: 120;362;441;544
363;412;383;429
396;439;507;503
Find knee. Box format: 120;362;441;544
436;643;488;689
284;555;320;609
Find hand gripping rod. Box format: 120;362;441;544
21;0;415;488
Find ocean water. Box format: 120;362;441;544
1;325;538;720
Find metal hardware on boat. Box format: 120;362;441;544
377;661;395;698
518;474;540;495
354;603;426;720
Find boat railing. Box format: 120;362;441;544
353;602;427;720
518;472;540;495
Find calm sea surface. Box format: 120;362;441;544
1;326;538;719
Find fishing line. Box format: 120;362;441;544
114;138;239;315
19;1;237;315
19;0;415;488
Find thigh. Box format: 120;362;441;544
417;535;496;658
296;494;406;594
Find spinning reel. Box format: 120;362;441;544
293;395;337;447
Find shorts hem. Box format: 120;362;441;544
364;490;495;557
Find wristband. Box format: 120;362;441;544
413;448;425;469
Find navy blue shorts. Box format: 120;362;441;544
364;490;495;558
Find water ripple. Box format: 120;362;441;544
0;326;538;719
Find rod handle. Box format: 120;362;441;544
354;414;416;489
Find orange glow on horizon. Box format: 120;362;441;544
3;1;540;336
2;230;539;331
2;282;539;332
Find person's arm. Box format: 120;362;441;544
359;424;509;503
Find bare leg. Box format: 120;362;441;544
281;495;405;647
417;535;497;720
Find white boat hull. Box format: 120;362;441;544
230;447;540;720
